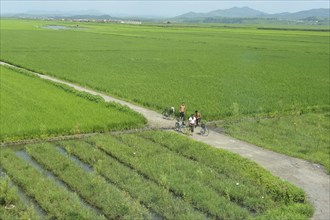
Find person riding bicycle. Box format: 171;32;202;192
195;110;201;127
179;103;186;121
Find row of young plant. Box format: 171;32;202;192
0;131;314;219
138;132;275;212
59;140;208;219
25;143;151;219
0;176;39;220
138;131;314;219
139;131;312;215
125;134;275;213
0;149;104;220
87;132;313;219
88;134;254;219
139;130;306;203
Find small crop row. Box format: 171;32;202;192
60;140;208;219
88;134;250;219
140;131;277;213
87;132;313;219
139;130;308;204
26;143;151;219
0;149;103;220
0;176;39;220
116;134;272;213
138;131;314;218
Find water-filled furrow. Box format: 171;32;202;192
15;150;103;216
56;146;94;173
58;146;164;220
0;167;47;218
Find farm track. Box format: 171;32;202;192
1;61;329;220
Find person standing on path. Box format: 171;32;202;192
179;103;186;121
188;114;196;133
195;110;201;127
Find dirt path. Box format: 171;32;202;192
1;61;329;220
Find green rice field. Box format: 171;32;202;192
0;131;313;219
1;19;328;119
0;19;328;219
216;111;330;172
0;66;146;141
1;19;328;171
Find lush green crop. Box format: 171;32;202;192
0;149;104;219
1;19;328;120
1;19;328;170
0;66;146;142
0;131;313;219
0;19;324;219
0;176;39;220
59;140;208;219
87;131;313;219
26;143;151;219
216;111;330;172
139;130;309;204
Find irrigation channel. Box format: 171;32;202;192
1;61;329;220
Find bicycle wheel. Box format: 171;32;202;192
201;128;209;136
175;121;181;132
162;110;168;118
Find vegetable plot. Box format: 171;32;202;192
0;131;313;219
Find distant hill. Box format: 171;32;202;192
176;7;266;19
175;7;330;20
269;8;330;19
1;10;113;19
1;7;329;25
207;7;266;18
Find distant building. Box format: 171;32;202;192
120;20;142;25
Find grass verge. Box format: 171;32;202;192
214;111;330;172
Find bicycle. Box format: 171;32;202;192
200;122;209;136
175;118;184;132
175;118;191;135
162;107;175;119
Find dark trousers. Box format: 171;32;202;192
180;112;185;121
189;124;194;132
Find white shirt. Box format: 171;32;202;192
189;116;196;125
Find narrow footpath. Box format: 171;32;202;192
1;61;329;220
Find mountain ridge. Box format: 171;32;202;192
175;7;330;19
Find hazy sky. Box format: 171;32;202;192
1;1;329;17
